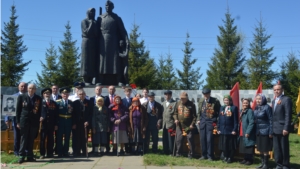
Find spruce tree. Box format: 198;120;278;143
248;18;277;89
36;42;59;88
128;24;157;89
206;11;246;90
177;33;203;90
57;22;80;87
157;52;177;90
1;5;31;86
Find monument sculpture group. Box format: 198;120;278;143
80;1;129;87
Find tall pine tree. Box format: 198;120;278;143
1;5;31;86
248;18;277;89
36;42;59;88
57;22;80;87
157;52;177;90
128;24;157;89
177;33;203;90
206;11;246;90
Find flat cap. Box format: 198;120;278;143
164;90;172;95
41;88;52;95
180;92;188;98
74;81;85;88
202;88;211;94
148;92;155;97
59;87;71;94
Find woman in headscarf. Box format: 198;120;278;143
92;97;110;156
254;94;273;169
128;97;148;155
217;95;238;163
109;95;129;156
239;98;256;165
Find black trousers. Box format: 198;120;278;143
19;125;38;158
106;132;111;152
162;126;174;155
273;134;290;169
74;124;87;154
40;128;54;156
200;125;214;158
175;127;194;155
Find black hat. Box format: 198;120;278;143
202;88;211;94
148;92;155;97
164;90;172;95
59;87;71;94
41;88;52;95
74;82;85;88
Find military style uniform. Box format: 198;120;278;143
173;99;197;157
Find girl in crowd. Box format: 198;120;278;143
109;96;129;156
239;98;256;165
217;95;238;163
92;97;110;156
254;94;273;169
128;97;148;155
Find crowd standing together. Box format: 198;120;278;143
5;82;292;169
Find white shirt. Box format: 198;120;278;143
166;99;171;107
52;94;58;100
109;94;115;104
125;96;131;103
148;101;155;110
140;97;148;105
274;94;283;110
69;94;89;101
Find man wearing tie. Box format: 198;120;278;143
272;84;292;169
16;83;42;163
51;85;62;101
197;88;221;161
104;85;116;153
140;88;149;105
39;88;58;159
122;87;133;154
5;82;27;156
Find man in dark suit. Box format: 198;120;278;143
197;88;221;161
16;83;42;164
51;84;61;155
142;92;163;153
122;87;132;154
272;84;292;169
89;85;104;154
103;85;116;153
162;90;177;155
5;82;27;156
39;88;58;159
73;89;92;156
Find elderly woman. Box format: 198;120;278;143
109;96;129;156
128;97;148;155
239;98;256;165
217;95;238;163
92;97;110;156
254;94;273;169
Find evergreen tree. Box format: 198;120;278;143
57;22;80;87
248;18;277;89
36;42;59;88
206;11;246;90
279;51;300;116
128;24;157;89
176;33;203;90
157;52;177;90
1;5;31;86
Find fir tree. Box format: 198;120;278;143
1;5;31;86
36;42;59;88
206;11;246;90
128;24;157;89
177;33;203;90
57;22;80;87
157;52;177;90
248;18;277;89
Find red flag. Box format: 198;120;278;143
230;82;240;111
251;82;263;110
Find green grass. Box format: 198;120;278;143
1;152;19;164
144;133;300;168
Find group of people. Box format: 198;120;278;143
5;82;292;169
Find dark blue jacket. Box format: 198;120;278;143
122;97;132;110
217;105;238;135
272;95;292;134
41;99;58;131
254;104;273;135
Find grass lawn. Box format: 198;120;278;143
144;133;300;168
1;152;19;164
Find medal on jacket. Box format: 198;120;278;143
206;103;214;118
68;104;73;113
33;100;40;114
151;107;156;116
23;101;27;107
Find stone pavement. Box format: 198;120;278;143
3;156;256;169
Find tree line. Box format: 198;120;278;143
1;5;300;113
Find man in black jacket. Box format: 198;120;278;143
16;83;42;164
272;84;292;169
